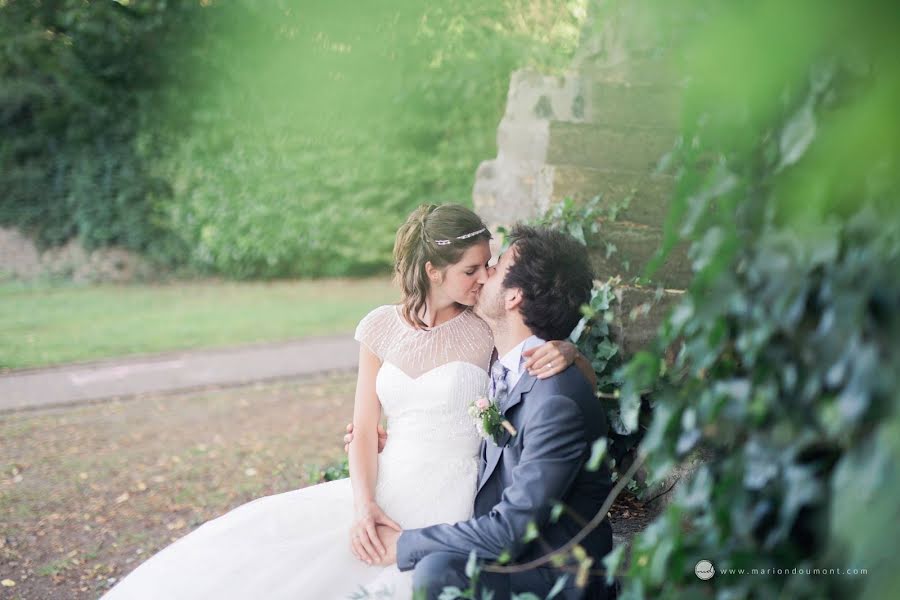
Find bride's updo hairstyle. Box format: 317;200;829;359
393;203;491;329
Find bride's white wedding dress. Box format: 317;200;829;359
103;305;493;600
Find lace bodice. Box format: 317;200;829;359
354;305;493;448
355;304;494;378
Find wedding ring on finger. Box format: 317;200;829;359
544;362;554;369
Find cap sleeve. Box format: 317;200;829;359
354;305;397;360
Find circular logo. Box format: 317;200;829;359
695;559;715;580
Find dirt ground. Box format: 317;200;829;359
1;374;653;599
1;374;357;599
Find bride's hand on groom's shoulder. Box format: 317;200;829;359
343;423;388;454
350;501;401;566
524;340;598;387
523;339;577;379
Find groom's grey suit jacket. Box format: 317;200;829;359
396;364;614;572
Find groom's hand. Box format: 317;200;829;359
351;502;401;565
372;525;400;566
344;423;388;454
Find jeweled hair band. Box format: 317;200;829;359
434;228;487;246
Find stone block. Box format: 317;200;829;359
589;220;692;289
473;158;554;229
0;226;41;279
581;57;683;88
590;82;680;130
608;285;684;357
502;69;589;124
547;165;674;228
547;122;676;172
496;120;549;162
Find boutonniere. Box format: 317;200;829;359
468;396;517;446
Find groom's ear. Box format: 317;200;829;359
505;288;523;311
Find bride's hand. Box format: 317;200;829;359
524;340;598;386
523;340;577;379
350;502;401;565
344;423;388;454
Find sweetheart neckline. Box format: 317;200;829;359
380;360;488;382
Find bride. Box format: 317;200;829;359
103;204;592;599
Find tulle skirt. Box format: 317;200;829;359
103;442;479;600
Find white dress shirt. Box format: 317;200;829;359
497;334;546;392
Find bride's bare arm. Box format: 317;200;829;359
348;344;400;564
349;345;381;510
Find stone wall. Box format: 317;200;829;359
0;227;42;280
473;45;698;512
473;56;688;358
0;227;154;283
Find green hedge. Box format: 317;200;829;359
1;1;582;277
0;0;202;259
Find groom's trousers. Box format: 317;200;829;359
411;551;615;600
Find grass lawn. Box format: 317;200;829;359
0;278;398;371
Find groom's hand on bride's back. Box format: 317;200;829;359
343;423;388;454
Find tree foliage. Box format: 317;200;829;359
0;0;585;276
0;0;208;259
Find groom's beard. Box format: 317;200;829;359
474;287;507;332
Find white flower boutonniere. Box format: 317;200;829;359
468;395;517;446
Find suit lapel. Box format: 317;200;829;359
500;371;537;415
475;372;538;496
477;440;487;481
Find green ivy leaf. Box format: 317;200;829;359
778;101;816;169
572;545;588;562
522;521;539;543
549;502;565;523
649;537;674;585
743;441;778;490
568;316;588;344
689;226;725;273
641;401;676;456
595;339;619;361
586;438;608;472
677;465;711;509
679;163;738;237
831;417;899;577
437;586;464;600
546;574;570;599
465;549;479;579
602;544;626;585
769;463;824;546
568;222;586;245
619;389;641;434
617;352;657;433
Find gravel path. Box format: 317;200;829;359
0;336;360;413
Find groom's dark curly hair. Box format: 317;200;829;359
503;224;593;341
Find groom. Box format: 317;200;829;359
351;224;615;599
